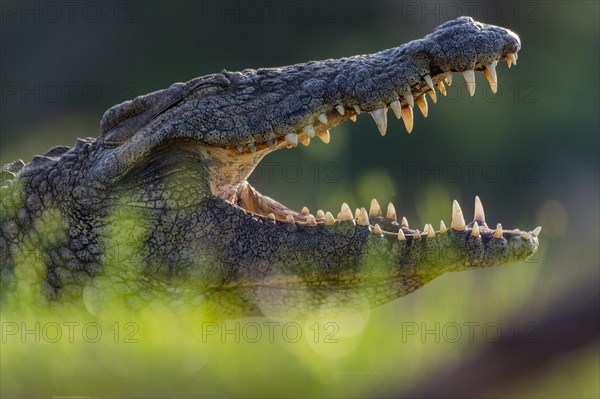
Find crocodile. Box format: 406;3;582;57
0;17;540;317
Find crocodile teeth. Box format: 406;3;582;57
373;224;383;235
451;200;466;231
316;210;325;219
369;199;382;217
401;106;414;133
236;145;243;153
267;139;277;148
403;91;415;108
397;229;406;241
474;196;485;223
532;226;542;237
248;142;257;152
306;215;317;226
413;230;421;240
463;70;476;97
426;224;435;238
440;220;447;233
389;100;402;119
357;208;370;226
401;216;409;228
444;72;453;86
494;223;503;239
285;215;295;224
302;124;315;138
285;133;298;147
267;213;276;221
522;231;531;240
335;105;345;115
386;203;397;221
484;63;498;94
340;203;353;221
318;130;330;144
416;96;428;118
424;75;437;103
300;136;310;146
350;115;357;122
370;108;388;136
301;206;310;216
317;113;328;124
355;208;361;219
424;74;435;91
507;53;517;66
471;221;480;237
325;211;336;225
437;81;447;96
352;105;362;114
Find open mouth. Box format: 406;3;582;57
203;51;540;242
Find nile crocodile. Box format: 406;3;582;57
0;17;540;317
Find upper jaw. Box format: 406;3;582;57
217;17;521;154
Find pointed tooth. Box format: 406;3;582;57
416;96;428;118
424;74;435;91
423;74;437;103
316;210;325;219
236;145;243;153
317;130;330;144
300;135;311;146
444;72;453;86
451;200;466;231
301;206;310;216
440;220;447;233
437;81;447;96
507;58;512;68
335;105;345;115
306;215;317;226
302;124;315;138
462;70;476;97
494;223;503;239
285;215;295;224
386;203;397;221
404;91;415;108
426;224;435;238
473;196;485;223
400;106;414;133
248;141;256;152
267;138;277;148
471;221;480;237
352;104;362;114
349;115;357;122
397;229;406;241
373;224;383;235
317;113;328;124
401;217;409;228
370;108;388;136
267;213;276;221
355;208;361;220
357;208;370;226
285;133;298;147
389;100;402;119
514;52;518;61
532;226;542;237
369;199;382;217
413;230;421;240
484;63;498;94
325;211;336;225
506;53;517;66
522;231;531;240
428;90;437;103
340;203;353;221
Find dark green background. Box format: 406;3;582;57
1;1;598;397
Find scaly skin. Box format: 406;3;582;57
0;17;539;317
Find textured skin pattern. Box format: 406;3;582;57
0;17;536;317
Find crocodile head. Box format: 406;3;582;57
1;17;538;316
